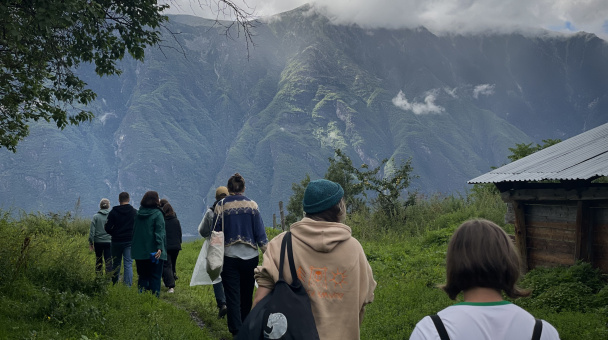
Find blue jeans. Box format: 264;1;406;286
111;242;132;287
135;259;164;297
221;256;258;335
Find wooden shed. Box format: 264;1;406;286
469;122;608;273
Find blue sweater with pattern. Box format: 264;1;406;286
213;194;268;249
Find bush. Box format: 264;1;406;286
526;282;594;312
517;262;608;313
37;288;108;330
520;262;606;297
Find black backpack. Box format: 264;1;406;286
237;232;320;340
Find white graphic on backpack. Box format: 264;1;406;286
264;313;288;339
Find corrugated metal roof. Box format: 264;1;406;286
468;122;608;184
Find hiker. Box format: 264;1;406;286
409;219;560;340
162;202;182;293
89;198;112;275
213;173;269;336
253;179;376;339
131;191;166;297
104;192;137;286
197;186;229;318
160;198;169;208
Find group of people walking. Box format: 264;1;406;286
88;191;182;296
89;173;560;339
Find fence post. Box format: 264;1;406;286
279;201;286;231
273;214;277;229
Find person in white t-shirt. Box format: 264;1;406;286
409;219;560;340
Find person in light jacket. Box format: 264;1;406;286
198;186;229;318
254;179;376;339
131;191;166;297
89;198;112;275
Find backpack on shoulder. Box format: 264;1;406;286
236;232;320;340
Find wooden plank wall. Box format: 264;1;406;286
525;203;577;268
591;206;608;272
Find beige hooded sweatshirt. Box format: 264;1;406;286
254;218;376;339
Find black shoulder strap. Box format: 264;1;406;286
277;232;299;285
531;319;543;340
285;232;299;285
430;315;450;340
278;232;288;280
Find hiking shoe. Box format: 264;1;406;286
168;288;175;293
218;305;228;319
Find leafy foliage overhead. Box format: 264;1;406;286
0;0;169;151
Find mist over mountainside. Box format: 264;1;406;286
1;5;607;234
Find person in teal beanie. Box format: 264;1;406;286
132;191;166;297
89;198;112;275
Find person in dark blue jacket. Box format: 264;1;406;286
213;173;268;336
105;192;137;286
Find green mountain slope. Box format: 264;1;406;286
1;6;607;233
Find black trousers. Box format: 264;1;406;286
135;259;163;297
162;249;180;288
221;255;259;335
94;242;112;274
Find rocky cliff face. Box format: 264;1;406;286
1;6;607;233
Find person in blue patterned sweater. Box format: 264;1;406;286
213;173;268;336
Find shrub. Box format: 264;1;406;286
520;262;606;297
37;288;108;330
517;262;608;313
525;282;594;312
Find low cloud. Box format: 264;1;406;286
392;90;444;115
165;1;608;41
473;84;495;99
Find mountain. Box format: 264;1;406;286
1;5;607;234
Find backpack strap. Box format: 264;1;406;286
278;232;288;281
430;315;450;340
531;319;543;340
277;232;300;286
285;232;300;286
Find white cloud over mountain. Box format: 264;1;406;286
392;90;445;115
165;0;608;41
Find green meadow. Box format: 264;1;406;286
1;188;607;339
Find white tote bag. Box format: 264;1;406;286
190;238;222;286
206;201;224;281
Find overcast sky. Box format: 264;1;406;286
165;0;608;40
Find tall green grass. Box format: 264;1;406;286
0;211;213;339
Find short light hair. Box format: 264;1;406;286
99;198;110;209
442;219;530;300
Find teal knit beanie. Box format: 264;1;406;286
303;179;344;214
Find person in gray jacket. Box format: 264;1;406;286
198;186;228;318
89;198;112;275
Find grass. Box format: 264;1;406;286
1;189;607;339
